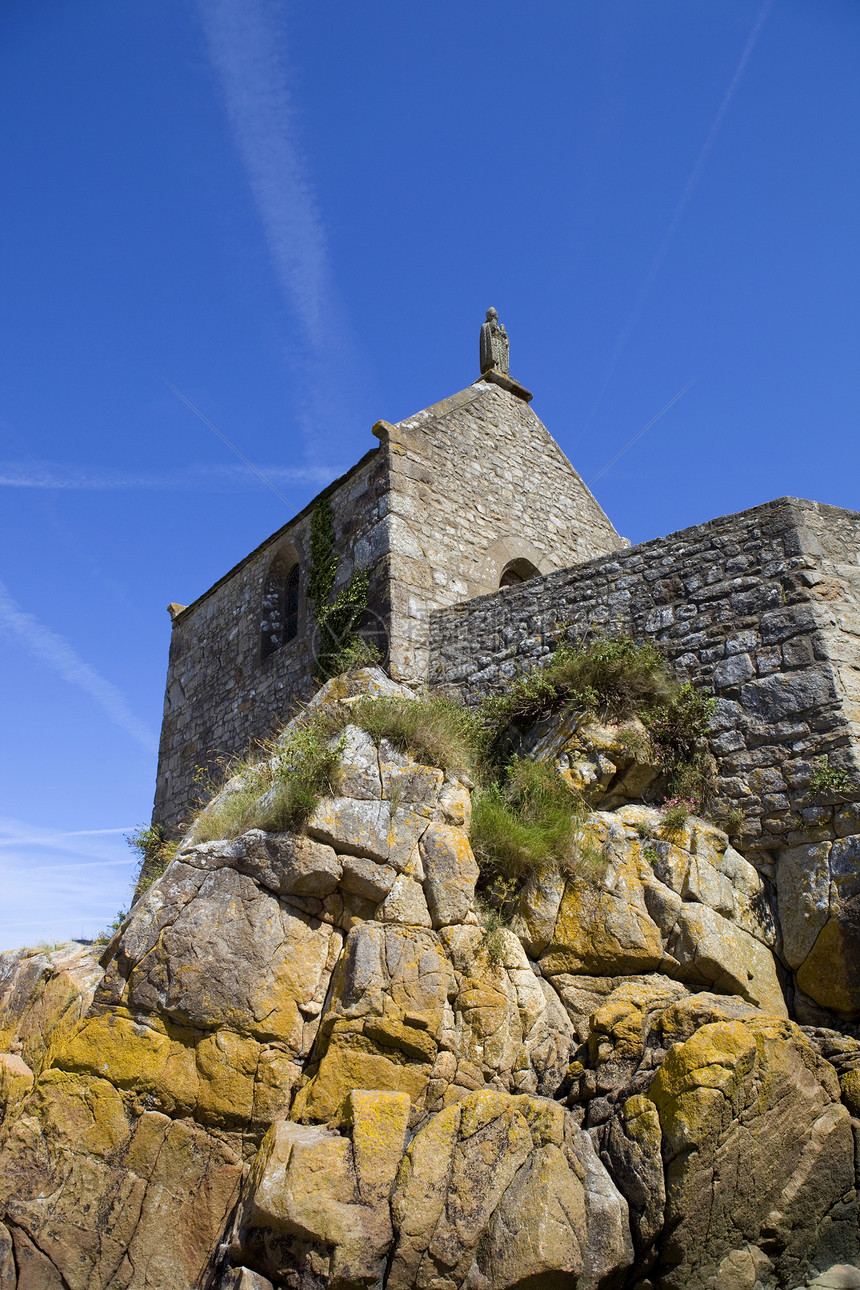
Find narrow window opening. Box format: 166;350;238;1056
261;555;300;659
285;564;300;642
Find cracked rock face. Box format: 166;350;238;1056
0;676;858;1290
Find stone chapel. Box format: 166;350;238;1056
154;312;623;830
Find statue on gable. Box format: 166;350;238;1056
479;307;510;375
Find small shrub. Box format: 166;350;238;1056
809;755;850;796
127;824;178;893
613;722;653;761
644;683;715;761
634;818;654;840
471;758;586;884
643;846;661;868
192;715;345;841
94;908;129;945
480;634;677;760
548;636;675;719
659;796;695;833
563;835;607;879
324;636;381;676
307;498;372;681
348;693;484;777
710;804;745;836
479;904;509;966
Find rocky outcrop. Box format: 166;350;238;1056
0;671;858;1289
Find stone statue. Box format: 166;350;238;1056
479;307;510;375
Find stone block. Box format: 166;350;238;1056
307;797;392;862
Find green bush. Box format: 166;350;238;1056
480;635;676;757
644;683;715;764
471;758;585;883
479;904;509;966
307;498;373;682
659;796;695;833
809;755;850;795
324;636;381;676
127;824;178;893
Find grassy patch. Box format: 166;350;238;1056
347;693;485;777
471;758;586;883
481;635;676;757
128;824;179;894
659;796;695;834
809;755;851;796
191;715;345;842
479;904;509;966
324;636;381;676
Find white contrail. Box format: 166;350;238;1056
587;378;697;486
164;380;292;506
196;0;359;462
197;0;332;349
582;0;774;434
0;461;330;490
0;821;132;850
0;582;158;753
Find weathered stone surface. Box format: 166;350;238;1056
0;941;103;1076
430;495;860;874
420;823;479;928
476;1142;586;1288
539;810;786;1015
378;874;434;927
180;829;344;898
307;796;392;861
339;855;398;902
646;1018;857;1288
778;841;832;970
335;723;382;799
523;712;659;809
4;717;860;1288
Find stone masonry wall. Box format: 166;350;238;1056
153;447;391;834
377;378;624;680
429;497;860;865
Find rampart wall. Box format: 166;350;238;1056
153;447;391;833
430;496;860;864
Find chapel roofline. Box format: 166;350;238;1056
168;443;382;626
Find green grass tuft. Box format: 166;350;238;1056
471;758;586;882
347;693;485;777
480;634;677;760
191;714;345;842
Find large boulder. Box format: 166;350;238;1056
538;807;786;1016
0;680;857;1289
779;835;860;1019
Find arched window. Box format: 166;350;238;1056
261;554;300;660
499;557;540;589
285;564;299;642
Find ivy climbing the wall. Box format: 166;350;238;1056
307;497;374;680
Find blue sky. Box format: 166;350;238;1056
1;0;857;949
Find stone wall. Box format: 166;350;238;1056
153;448;391;833
429;496;860;864
378;379;624;680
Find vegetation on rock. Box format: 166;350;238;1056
307;497;373;681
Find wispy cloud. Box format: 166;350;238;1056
0;582;158;753
0;815;137;950
581;0;774;435
0;460;331;491
196;0;361;465
0;820;132;851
